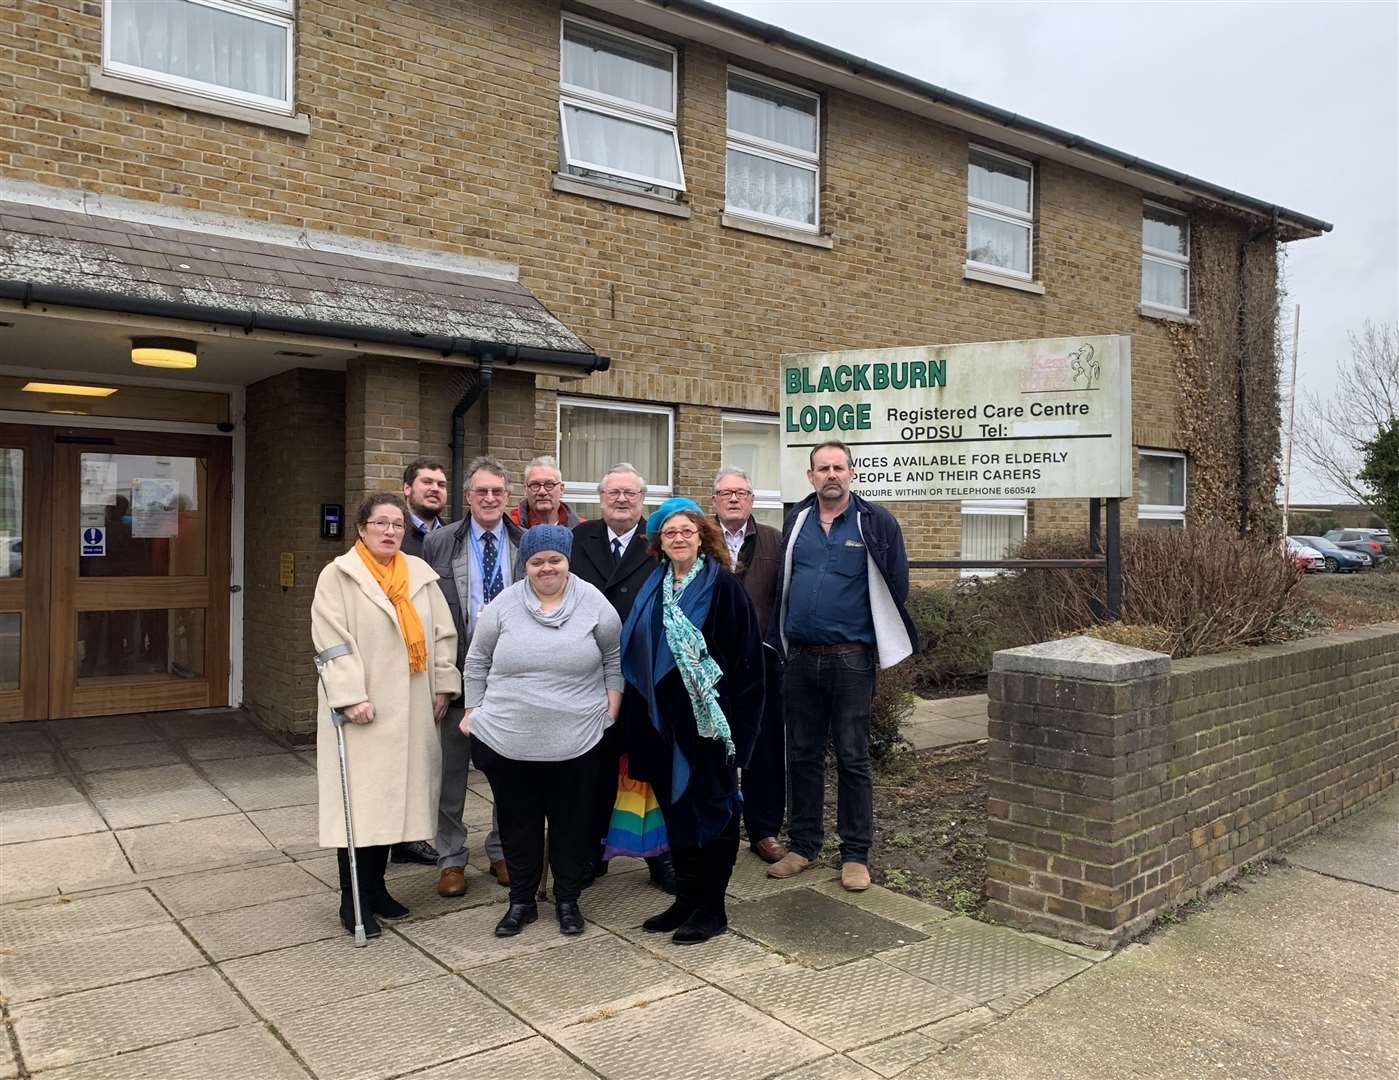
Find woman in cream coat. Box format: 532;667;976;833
311;492;459;938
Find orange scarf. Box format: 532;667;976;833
354;541;427;673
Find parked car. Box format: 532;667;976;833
1324;529;1388;564
1290;535;1371;574
1284;537;1326;573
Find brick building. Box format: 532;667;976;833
0;0;1329;731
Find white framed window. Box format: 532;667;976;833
559;16;685;195
558;397;674;521
102;0;296;115
960;499;1027;575
966;146;1034;280
1138;450;1187;527
1141;203;1190;314
720;413;783;528
725;69;819;231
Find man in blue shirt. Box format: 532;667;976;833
767;441;917;891
399;458;449;559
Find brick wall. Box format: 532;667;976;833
0;0;1269;556
985;626;1399;948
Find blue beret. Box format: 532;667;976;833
645;497;704;542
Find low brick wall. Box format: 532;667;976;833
984;625;1399;948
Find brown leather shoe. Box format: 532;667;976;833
490;858;510;887
766;852;811;879
840;861;871;892
436;867;467;898
751;836;788;864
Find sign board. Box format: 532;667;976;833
81;526;106;557
780;335;1132;502
279;551;296;589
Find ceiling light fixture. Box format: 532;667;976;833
131;337;198;369
21;381;119;397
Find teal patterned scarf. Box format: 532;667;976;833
661;554;734;758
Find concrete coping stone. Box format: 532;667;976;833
992;635;1170;683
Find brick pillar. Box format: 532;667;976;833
985;636;1172;949
345;355;422;515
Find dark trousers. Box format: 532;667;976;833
586;720;626;865
672;811;740;918
784;646;876;864
471;736;598;906
741;650;786;841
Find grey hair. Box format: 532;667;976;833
598;461;646;494
464;454;510;490
525;454;562;478
713;466;751;491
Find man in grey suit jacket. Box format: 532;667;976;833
421;455;523;897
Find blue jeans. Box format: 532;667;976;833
784;647;876;864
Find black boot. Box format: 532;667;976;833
646;852;677;894
672;832;739;946
495;902;538;937
367;846;409;919
556;900;585;935
337;848;382;938
643;847;697;933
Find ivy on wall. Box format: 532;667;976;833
1163;212;1283;537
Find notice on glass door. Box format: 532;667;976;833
131;477;179;538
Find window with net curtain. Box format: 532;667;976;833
1141;204;1190;313
720;415;784;528
560;19;685;193
558;400;672;521
0;449;20;578
104;0;294;112
1138;451;1187;527
960;500;1026;573
966;147;1034;278
725;71;820;230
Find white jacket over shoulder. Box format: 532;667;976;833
311;549;460;848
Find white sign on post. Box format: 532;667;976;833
779;335;1133;502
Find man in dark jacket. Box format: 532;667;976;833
399;458;449;559
712;466;787;864
766;440;917;893
570;462;675;892
508;454;583;529
420;455;523;896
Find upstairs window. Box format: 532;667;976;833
560;17;685;195
725;70;820;230
1138;450;1187;527
1141;203;1190;313
558;397;674;522
966;146;1034;279
103;0;296;114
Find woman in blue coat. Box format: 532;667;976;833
619;497;765;944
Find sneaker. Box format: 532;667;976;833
766;852;812;879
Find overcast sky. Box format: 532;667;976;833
712;0;1399;502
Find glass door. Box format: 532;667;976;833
0;424;50;721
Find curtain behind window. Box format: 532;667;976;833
563;23;672;112
0;449;20;578
961;510;1025;561
559;405;670;491
109;0;287;100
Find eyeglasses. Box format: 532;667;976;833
525;480;561;492
714;489;753;500
660;526;699;540
602;488;642;501
469;486;507;499
365;519;407;533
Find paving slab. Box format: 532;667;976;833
466;931;701;1029
917;1005;999;1047
0;920;206;1003
772;1057;883;1080
878;916;1091;1007
200;754;317;811
84;763;234;828
9;966;254;1072
372;864;501;921
151;710;257;739
1286;786;1399;891
274;975;529;1080
726;848;830;901
182;892;344;960
0;777;108;844
246;803;321;852
68;741;181;773
556;985;829;1080
220;933;444;1019
413;1036;596;1080
576;864;671;930
0;833;132;902
47;715;156;750
0;728;53;755
0;889;169;949
149;861;328;918
182;734;289;761
616;923;789;982
30;1024;310;1080
728;889;927;968
115;812;276;873
0;752;61;781
810;879;954;930
846;1031;943;1077
0;1033;14;1080
721;957;977;1051
397;900;583;969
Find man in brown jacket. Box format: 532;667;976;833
713;467;787;863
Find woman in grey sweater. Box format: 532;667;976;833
461;524;623;937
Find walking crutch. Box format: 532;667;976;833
314;642;368;947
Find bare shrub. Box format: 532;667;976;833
999;527;1304;658
869;659;916;761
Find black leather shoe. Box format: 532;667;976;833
646;854;677;895
391;840;439;865
494;902;538;937
672;909;726;945
339;892;382;938
556;900;585;935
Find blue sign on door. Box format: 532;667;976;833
81;527;106;557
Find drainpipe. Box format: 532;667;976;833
450;352;494;522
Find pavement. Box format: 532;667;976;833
0;708;1392;1080
903;694;988;751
